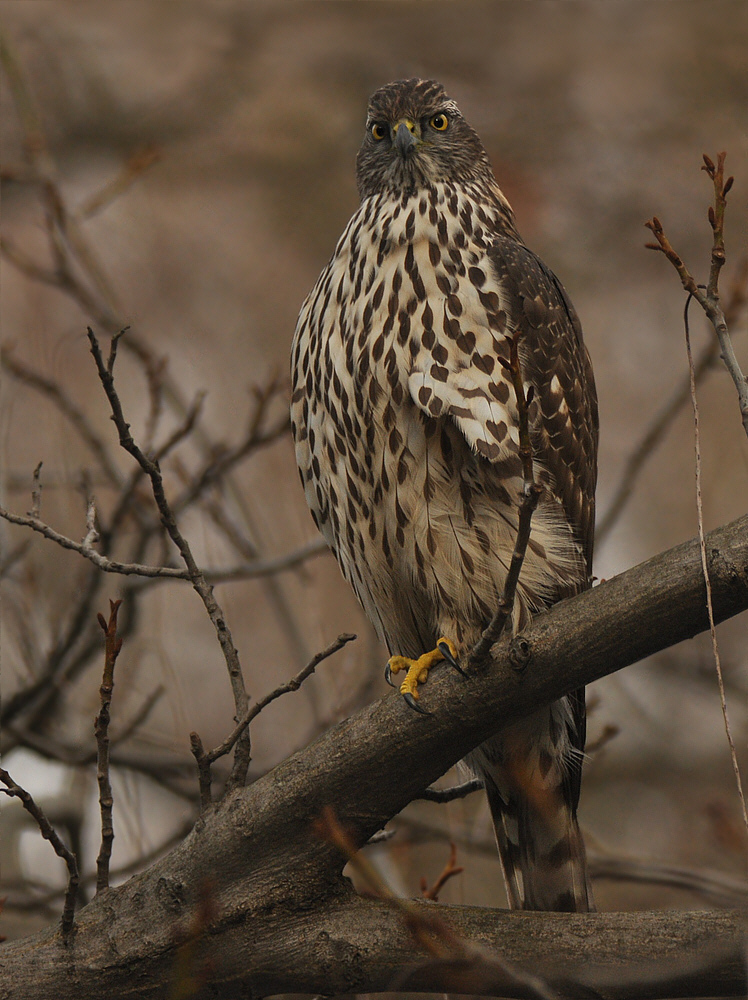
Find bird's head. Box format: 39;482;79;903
356;78;494;200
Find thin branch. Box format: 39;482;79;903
469;330;541;668
416;777;483;803
94;599;124;893
0;768;79;939
684;295;748;847
645;152;748;437
190;632;357;809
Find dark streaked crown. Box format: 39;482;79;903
356;78;495;199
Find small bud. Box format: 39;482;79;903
724;175;734;196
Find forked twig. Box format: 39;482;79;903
95;599;124;893
420;842;464;901
645;152;748;437
469;330;541;668
0;768;79;939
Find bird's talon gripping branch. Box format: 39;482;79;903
386;637;460;712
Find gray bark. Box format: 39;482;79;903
1;513;748;999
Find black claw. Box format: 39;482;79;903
384;663;397;688
404;691;432;715
438;641;466;677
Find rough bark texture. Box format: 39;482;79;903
1;514;747;999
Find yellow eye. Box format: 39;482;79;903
371;122;388;141
430;113;449;132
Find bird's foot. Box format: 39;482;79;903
385;637;462;714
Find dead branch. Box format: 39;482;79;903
0;768;79;939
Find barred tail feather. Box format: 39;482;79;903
484;772;594;912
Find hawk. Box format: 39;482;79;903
291;78;598;912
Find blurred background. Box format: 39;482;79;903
1;0;748;942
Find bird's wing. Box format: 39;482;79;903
407;234;598;578
488;236;598;578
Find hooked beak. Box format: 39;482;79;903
393;118;419;158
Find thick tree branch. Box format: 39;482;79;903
1;514;748;996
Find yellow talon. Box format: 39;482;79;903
387;636;460;701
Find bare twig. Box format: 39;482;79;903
95;599;124;893
469;330;541;668
645;153;748;437
0;502;328;582
87;325;253;790
191;633;356;809
683;296;748;847
0;768;79;939
420;842;464;901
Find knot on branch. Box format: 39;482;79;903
509;636;532;672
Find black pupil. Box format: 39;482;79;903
434;116;444;127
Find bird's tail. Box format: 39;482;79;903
482;762;594;912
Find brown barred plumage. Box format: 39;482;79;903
291;78;598;911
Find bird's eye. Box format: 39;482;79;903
371;122;388;141
430;113;449;132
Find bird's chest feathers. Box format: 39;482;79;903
325;193;512;422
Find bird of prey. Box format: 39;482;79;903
291;78;598;912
